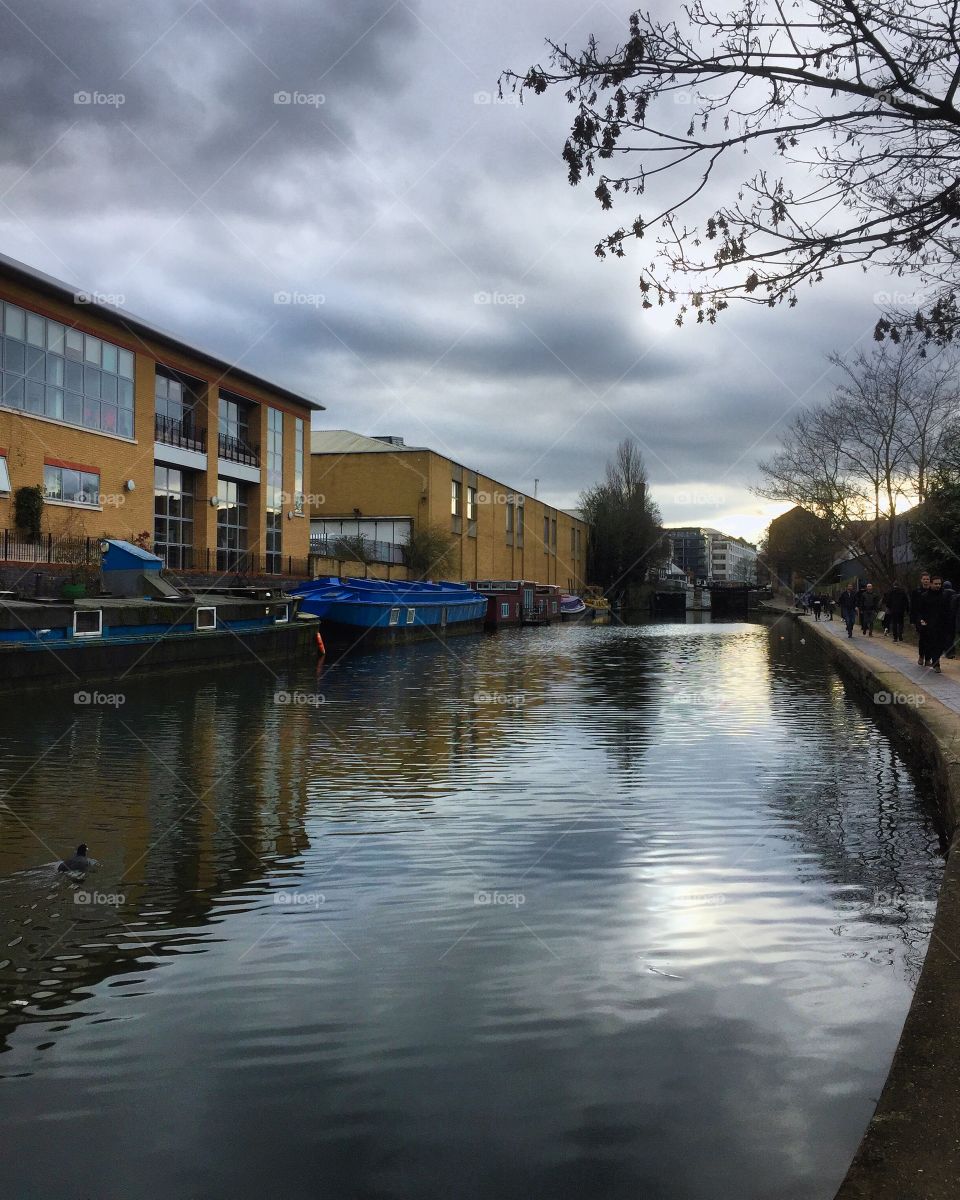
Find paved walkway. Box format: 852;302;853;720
801;614;960;717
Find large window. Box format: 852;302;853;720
266;408;283;572
0;301;134;437
216;477;248;572
466;485;477;521
44;464;100;506
451;479;462;517
0;455;9;495
294;417;304;515
154;465;194;569
219;392;248;441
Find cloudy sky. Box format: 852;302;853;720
0;0;914;539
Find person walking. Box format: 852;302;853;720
917;576;950;671
857;582;880;636
883;581;910;643
812;594;822;621
839;582;858;638
825;595;835;621
942;580;957;659
910;573;931;635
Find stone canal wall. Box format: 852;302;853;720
799;618;960;1200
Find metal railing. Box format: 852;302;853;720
217;431;260;467
155;413;207;453
0;530;98;565
309;534;406;565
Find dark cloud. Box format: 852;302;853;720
0;0;916;537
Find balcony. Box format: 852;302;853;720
155;414;206;453
218;431;260;467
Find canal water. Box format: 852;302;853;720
0;618;944;1199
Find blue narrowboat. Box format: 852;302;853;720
290;577;488;645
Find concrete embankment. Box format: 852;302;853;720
787;616;960;1199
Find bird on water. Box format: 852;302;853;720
58;844;94;873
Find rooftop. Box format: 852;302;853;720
0;251;325;412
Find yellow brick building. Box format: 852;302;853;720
309;431;589;590
0;253;322;578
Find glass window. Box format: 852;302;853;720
26;345;44;378
154;465;194;569
46;355;64;386
216;477;248;572
451;479;462;517
65;328;83;359
506;503;513;533
25;380;44;412
45;386;63;419
101;342;117;373
4;304;24;340
467;485;476;521
84;334;101;365
117;348;134;378
294;418;304;514
3;375;24;408
26;313;44;346
43;465;100;506
4;339;24;375
46;321;64;352
0;455;9;494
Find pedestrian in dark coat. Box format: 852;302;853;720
857;583;880;636
883;581;910;643
942;581;957;659
839;582;858;638
910;573;931;630
812;594;822;621
917;577;951;671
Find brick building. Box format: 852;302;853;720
0;253;323;580
309;431;589;590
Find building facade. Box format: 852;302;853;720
667;526;757;584
0;254;322;577
309;431;589;590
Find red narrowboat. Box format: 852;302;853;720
465;580;563;628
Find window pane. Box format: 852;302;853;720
45;386;63;419
64;392;82;425
26;347;44;380
101;404;117;433
101;342;117;373
3;375;24;408
84;335;101;365
119;377;133;408
101;372;117;402
65;328;83;359
118;409;133;438
46;354;64;386
64;358;83;392
4;339;24;375
62;469;81;502
4;305;24;340
84;366;102;398
117;348;134;378
83;398;100;429
82;472;100;501
25;380;44;412
26;313;44;346
46;321;64;352
44;466;61;499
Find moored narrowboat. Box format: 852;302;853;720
290;576;487;646
466;580;563;628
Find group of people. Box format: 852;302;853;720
796;592;835;621
832;573;958;672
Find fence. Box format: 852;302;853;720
309;534;406;565
0;530;98;565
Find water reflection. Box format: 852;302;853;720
0;619;944;1200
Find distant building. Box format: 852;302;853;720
309;430;589;589
666;526;757;584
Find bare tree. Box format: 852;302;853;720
504;2;960;339
757;338;960;580
580;438;666;592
